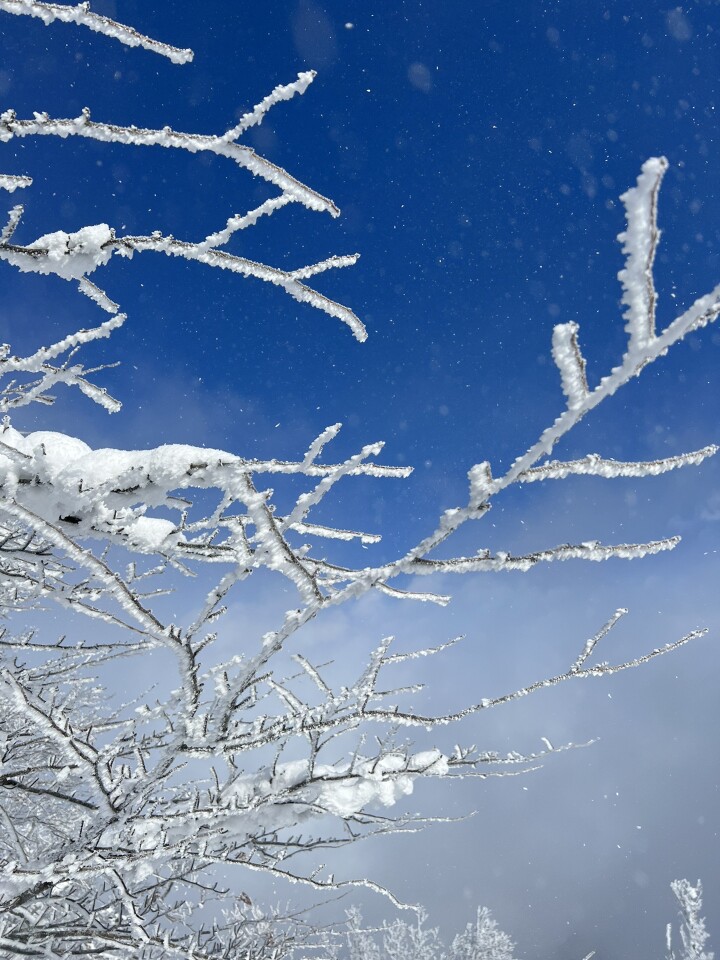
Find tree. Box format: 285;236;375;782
0;3;718;957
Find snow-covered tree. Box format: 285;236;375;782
344;881;714;960
344;906;515;960
0;4;719;957
449;909;515;960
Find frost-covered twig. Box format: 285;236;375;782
197;195;295;251
110;232;364;340
0;99;340;215
619;156;666;351
0;0;194;63
222;70;317;141
551;320;588;408
338;158;720;594
667;880;713;960
0;175;364;339
211;617;701;740
0;173;32;192
1;203;23;243
519;446;718;483
345;903;518;960
0;316;124;413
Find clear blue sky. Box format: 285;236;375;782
3;2;720;956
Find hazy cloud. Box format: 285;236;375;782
666;7;693;42
292;1;338;68
408;62;433;93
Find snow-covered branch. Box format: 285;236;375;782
0;101;340;215
333;157;720;599
0;173;31;192
0;81;367;339
618;155;666;353
0;316;124;413
0;0;194;63
667;880;714;960
518;446;719;483
0;224;365;339
222;71;318;141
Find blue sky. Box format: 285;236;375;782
3;2;720;956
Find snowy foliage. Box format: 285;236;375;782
344;883;714;960
344;907;515;960
0;8;719;960
449;909;516;960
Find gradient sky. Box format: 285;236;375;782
2;2;720;957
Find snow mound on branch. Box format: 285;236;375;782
0;424;31;459
408;749;449;774
29;440;237;495
0;430;230;553
125;516;177;551
0;430;236;498
21;225;114;280
101;754;427;852
316;772;414;818
24;432;92;480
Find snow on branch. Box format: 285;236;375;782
0;316;124;413
0;102;340;215
0;220;360;342
360;159;720;597
0;92;366;337
0;423;409;587
402;536;681;574
222;70;317;141
0;219;365;338
618;156;667;352
667;880;714;960
2;221;364;338
0;173;32;192
356;620;706;729
519;446;719;483
551;321;589;408
197;195;295;251
0;0;194;63
111;231;364;340
1;203;23;243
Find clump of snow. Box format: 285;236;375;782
408;749;449;775
317;773;414;818
25;432;92;481
124;516;176;551
18;225;115;280
3;223;115;280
